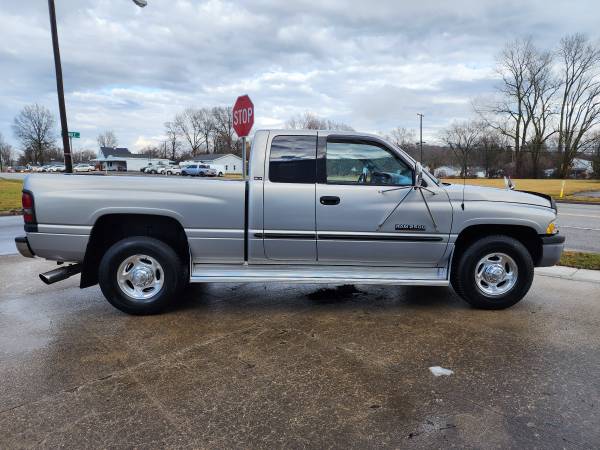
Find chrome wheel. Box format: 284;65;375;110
116;254;164;301
474;252;518;297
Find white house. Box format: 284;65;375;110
93;147;171;172
180;153;243;174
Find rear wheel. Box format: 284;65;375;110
98;236;187;315
451;235;534;310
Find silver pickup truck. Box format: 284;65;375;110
15;129;565;314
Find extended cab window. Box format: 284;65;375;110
269;135;317;183
326;140;412;186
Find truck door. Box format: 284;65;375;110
315;134;451;266
262;132;318;261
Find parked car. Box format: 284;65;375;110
157;165;182;175
181;164;217;177
48;164;65;172
15;129;564;315
208;164;225;177
74;163;95;173
14;166;29;173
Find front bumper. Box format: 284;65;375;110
537;234;565;267
15;236;35;258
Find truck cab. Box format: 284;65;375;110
15;129;564;314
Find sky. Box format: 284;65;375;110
1;0;599;154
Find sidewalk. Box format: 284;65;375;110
536;266;600;284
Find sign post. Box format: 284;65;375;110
68;131;80;161
232;95;254;180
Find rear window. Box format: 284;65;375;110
269;135;316;184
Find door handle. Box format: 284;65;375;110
320;196;340;205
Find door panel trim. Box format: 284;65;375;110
317;233;443;242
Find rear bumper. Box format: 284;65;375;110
537;234;565;267
15;236;35;258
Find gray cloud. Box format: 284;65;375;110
1;0;599;152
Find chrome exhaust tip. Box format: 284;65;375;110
39;264;82;285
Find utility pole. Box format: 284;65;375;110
46;0;147;174
47;0;72;173
417;113;424;163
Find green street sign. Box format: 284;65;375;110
68;131;80;138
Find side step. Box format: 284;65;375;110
191;264;448;285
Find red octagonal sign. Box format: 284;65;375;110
232;95;254;138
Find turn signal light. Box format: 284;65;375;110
22;191;35;224
546;221;558;235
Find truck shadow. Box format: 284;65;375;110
173;283;462;313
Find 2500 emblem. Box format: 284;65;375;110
395;224;426;231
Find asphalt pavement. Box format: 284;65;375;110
0;216;23;256
1;254;599;448
557;202;600;252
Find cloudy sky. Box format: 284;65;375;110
1;0;599;153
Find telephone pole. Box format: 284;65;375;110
417;113;424;163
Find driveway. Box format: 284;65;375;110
0;255;598;448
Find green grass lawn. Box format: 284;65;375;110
559;251;600;270
0;178;22;213
443;178;600;203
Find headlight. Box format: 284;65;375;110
546;220;559;235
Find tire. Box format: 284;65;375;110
98;236;187;315
218;172;223;177
451;235;534;310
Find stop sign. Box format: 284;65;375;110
232;95;254;138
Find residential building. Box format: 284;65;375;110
94;147;171;172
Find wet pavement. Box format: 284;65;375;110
0;255;599;448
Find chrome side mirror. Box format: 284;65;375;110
414;162;423;187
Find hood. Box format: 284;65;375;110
441;183;554;209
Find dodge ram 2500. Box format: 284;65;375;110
15;129;565;314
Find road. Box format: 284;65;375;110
557;203;600;252
0;255;599;448
0;216;22;255
2;202;599;257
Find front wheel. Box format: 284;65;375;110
451;235;534;310
98;236;187;315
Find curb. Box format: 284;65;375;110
536;266;600;283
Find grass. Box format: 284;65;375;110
0;178;23;213
442;178;600;202
559;251;600;270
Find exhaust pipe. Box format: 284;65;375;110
39;264;82;285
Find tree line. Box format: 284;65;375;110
4;33;600;178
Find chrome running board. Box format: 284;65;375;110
191;264;448;285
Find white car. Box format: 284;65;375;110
74;164;95;172
158;165;181;175
48;164;65;172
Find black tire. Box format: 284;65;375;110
451;235;534;310
98;236;187;315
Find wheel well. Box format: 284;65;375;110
80;214;189;288
452;225;542;267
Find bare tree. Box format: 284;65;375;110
387;127;416;150
0;133;14;171
174;108;203;156
477;128;507;178
475;39;539;176
555;34;600;178
286;111;354;131
442;121;482;177
164;121;181;160
97;130;118;149
523;49;560;177
212;106;236;154
198;108;215;154
12;104;57;165
72;148;97;163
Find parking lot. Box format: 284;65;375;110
1;253;599;448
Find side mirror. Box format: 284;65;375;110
414;162;423;187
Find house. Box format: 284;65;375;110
94;147;171;172
180;153;243;174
